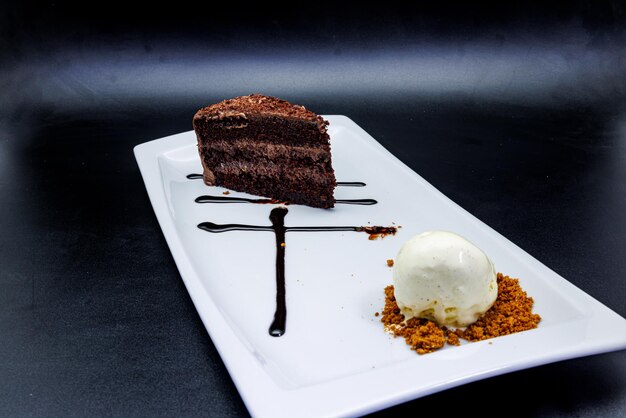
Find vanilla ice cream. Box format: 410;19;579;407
392;231;497;327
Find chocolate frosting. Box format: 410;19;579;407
194;94;325;128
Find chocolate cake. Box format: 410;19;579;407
192;94;336;208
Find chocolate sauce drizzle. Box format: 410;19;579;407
198;208;396;337
196;195;284;205
189;173;395;337
187;174;366;187
195;195;377;205
269;207;288;336
337;181;366;187
336;198;377;205
198;220;395;236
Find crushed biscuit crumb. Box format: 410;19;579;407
386;259;394;267
454;274;541;342
380;273;541;354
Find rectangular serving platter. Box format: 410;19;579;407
134;115;626;418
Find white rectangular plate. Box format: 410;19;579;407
134;115;626;418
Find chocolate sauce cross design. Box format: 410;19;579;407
188;174;395;337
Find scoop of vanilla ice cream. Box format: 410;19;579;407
392;231;497;327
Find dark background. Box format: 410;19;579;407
1;1;625;416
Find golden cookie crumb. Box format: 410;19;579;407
380;273;541;354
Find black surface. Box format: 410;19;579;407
1;1;625;417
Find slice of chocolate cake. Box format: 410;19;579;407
192;94;336;208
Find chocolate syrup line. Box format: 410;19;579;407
198;222;273;232
197;223;391;234
196;195;283;205
195;195;377;205
335;199;377;205
337;181;366;187
191;167;390;337
286;226;371;232
269;207;288;337
197;209;397;337
187;174;366;187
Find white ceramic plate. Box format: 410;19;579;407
134;115;626;418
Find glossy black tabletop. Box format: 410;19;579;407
1;2;625;417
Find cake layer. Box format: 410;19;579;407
209;165;335;208
208;161;335;185
194;113;329;147
199;139;331;165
